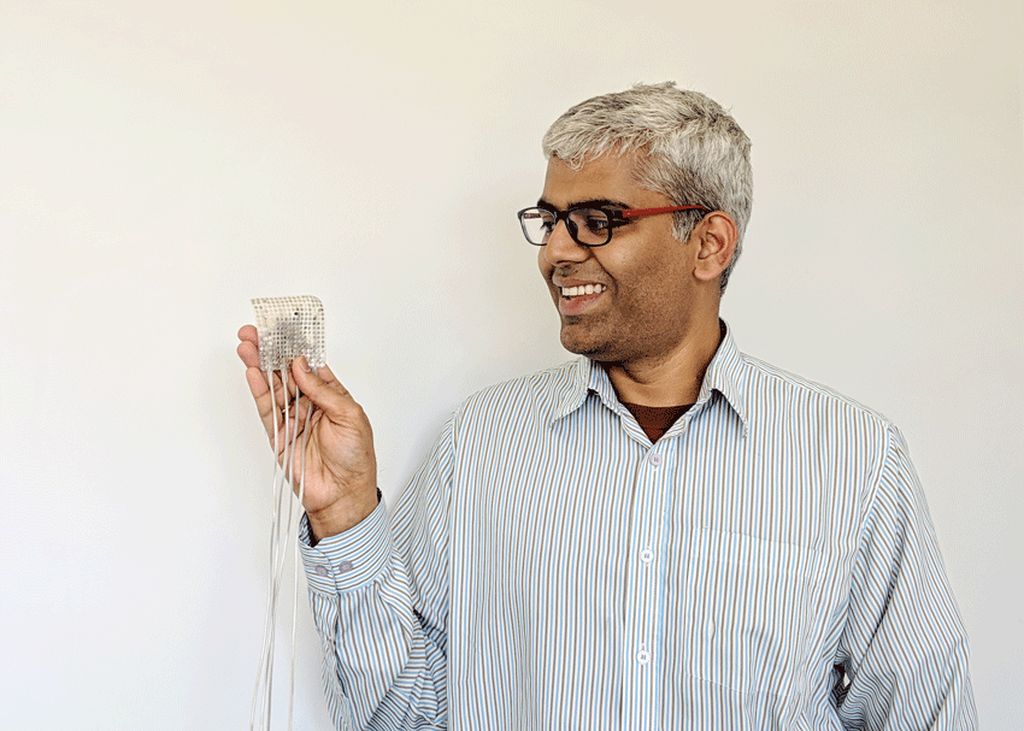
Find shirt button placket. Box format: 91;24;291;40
622;443;669;727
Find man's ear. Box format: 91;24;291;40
692;211;738;284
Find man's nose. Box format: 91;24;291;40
541;219;589;264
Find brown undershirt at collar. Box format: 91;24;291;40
619;401;695;444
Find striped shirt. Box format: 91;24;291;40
297;317;977;730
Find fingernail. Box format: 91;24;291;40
299;356;312;372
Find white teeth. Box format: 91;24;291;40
560;283;606;298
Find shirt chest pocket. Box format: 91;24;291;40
677;527;817;697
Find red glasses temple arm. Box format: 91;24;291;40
619;205;709;219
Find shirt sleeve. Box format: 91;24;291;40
835;421;978;729
296;411;456;730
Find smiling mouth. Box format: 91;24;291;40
557;284;607;315
558;283;607;299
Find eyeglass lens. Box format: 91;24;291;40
520;208;612;246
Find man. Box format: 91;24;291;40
237;82;977;729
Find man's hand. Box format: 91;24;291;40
236;325;379;540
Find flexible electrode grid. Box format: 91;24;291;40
249;296;326;731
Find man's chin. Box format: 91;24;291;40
560;328;608;358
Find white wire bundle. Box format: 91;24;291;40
249;296;326;731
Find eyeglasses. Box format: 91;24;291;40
516;203;710;247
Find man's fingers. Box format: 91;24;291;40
238;327;306;403
239;334;346;438
246;364;305;439
314;364;348;395
238;324;258;343
237;325;260;366
239;326;318;441
296;360;351;400
255;385;314;442
290;357;357;420
245;366;269;400
247;368;280;439
273;394;315;446
245;365;295;405
237;340;260;369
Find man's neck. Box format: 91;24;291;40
602;318;724;407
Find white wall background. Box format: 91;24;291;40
2;1;1021;728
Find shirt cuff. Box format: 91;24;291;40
298;488;391;594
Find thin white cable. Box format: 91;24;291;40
288;397;314;731
272;369;293;728
251;368;282;730
277;377;301;728
249;296;326;729
265;365;298;729
259;366;295;730
264;370;303;728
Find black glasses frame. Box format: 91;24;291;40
516;203;710;248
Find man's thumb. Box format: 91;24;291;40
291;357;352;420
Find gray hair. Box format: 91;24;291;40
541;82;753;294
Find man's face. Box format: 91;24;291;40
537;153;701;363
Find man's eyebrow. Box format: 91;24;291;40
536;197;632;210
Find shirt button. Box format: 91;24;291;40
647;452;662;466
636;646;650;665
640;547;654;564
337;560;354;573
314;565;330;577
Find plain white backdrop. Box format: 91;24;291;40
2;1;1021;728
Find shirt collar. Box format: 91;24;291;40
548;317;749;437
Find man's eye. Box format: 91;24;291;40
584;216;610;233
